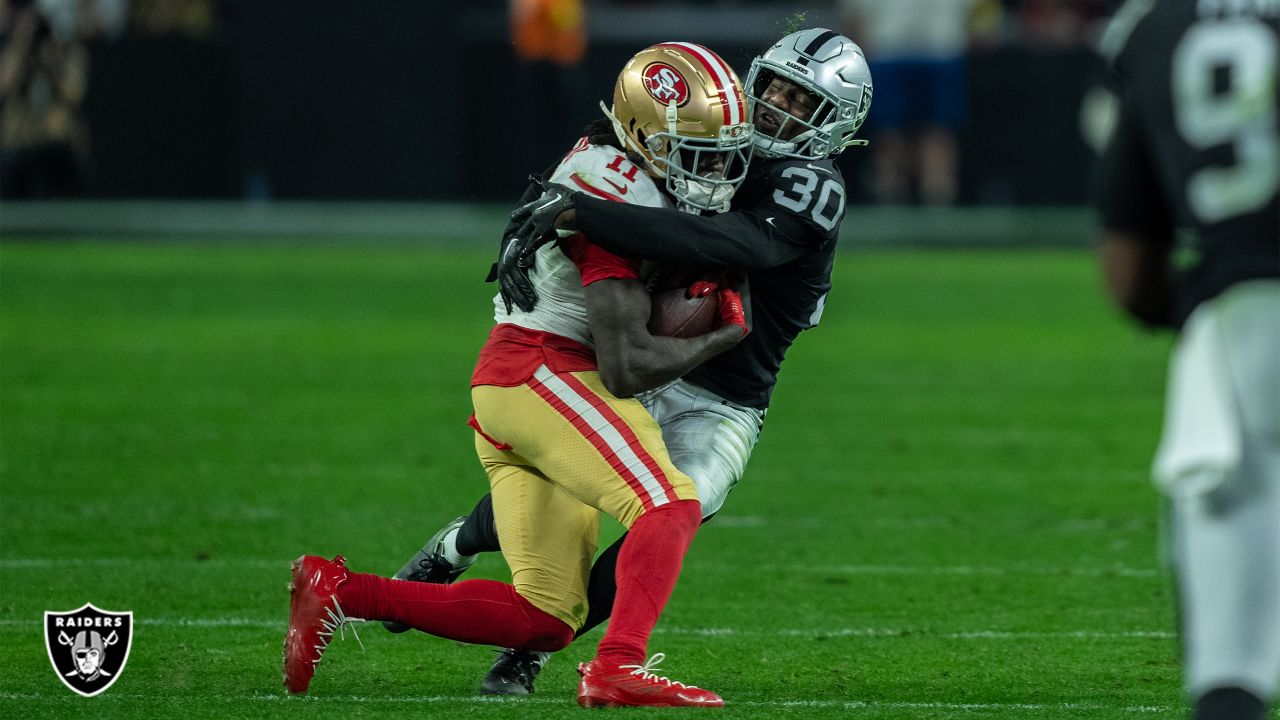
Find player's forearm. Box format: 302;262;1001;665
572;197;801;269
586;277;740;397
1098;230;1175;327
600;327;740;398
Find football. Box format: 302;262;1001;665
648;286;718;338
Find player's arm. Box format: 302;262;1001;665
584;278;744;398
1099;231;1174;327
1094;82;1176;328
486;164;561;286
566;197;816;270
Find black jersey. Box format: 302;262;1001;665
572;155;845;408
1096;0;1280;327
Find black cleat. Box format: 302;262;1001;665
481;648;551;695
382;517;475;634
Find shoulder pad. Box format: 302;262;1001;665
1097;0;1157;66
766;156;845;185
551;145;667;209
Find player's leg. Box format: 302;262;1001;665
284;501;576;695
475;368;720;706
455;492;500;555
381;494;492;634
918;56;965;206
482;378;765;695
468;433;601;696
284;417;591;694
865;59;911;204
576;378;763;634
1163;282;1280;719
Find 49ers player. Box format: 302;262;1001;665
387;29;874;697
283;43;752;708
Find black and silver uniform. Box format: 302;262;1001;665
573;155;846;409
1096;0;1280;328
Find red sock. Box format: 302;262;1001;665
595;499;701;666
336;574;573;651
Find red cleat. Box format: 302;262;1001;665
577;653;724;708
283;555;361;694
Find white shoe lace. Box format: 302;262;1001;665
619;653;698;689
314;595;364;663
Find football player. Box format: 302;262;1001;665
392;29;874;695
283;43;753;708
1095;2;1279;719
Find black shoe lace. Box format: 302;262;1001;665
404;556;443;583
496;649;538;687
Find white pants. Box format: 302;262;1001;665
1158;280;1280;701
637;378;765;518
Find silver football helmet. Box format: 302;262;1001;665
745;28;873;160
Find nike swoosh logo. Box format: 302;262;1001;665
806;163;834;175
765;217;777;227
603;178;629;195
531;195;561;214
501;241;520;264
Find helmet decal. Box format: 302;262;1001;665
659;42;746;126
642;63;690;106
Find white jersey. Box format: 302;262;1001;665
492;140;669;346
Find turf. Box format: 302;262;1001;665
0;237;1219;719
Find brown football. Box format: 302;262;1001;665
648;286;718;338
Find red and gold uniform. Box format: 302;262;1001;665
470;139;698;629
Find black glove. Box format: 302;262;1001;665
497;177;577;313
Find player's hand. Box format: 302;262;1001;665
715;287;748;337
498;177;577;313
687;280;719;299
494;229;529;314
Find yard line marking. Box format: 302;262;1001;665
0;686;1177;707
0;617;283;629
0;556;282;566
0;557;1163;578
777;564;1161;578
702;516;1154;532
0;691;1177;713
664;627;1177;640
707;515;771;527
0;617;1176;639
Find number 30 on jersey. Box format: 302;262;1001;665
772;166;846;232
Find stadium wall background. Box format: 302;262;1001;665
81;3;1103;206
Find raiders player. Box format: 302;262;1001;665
1096;2;1279;719
390;28;873;695
284;43;751;708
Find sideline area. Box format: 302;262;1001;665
0;201;1094;248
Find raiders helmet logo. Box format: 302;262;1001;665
45;603;133;697
641;63;689;106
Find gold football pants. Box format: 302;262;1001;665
471;366;698;629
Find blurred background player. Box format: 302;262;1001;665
840;0;974;206
390;28;872;695
0;0;94;197
1094;1;1279;719
283;41;751;708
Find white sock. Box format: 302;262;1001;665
438;526;476;567
1175;452;1280;702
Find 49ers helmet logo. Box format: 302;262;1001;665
45;603;133;697
641;63;689;106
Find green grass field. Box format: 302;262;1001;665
0;236;1214;718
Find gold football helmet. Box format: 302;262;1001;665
603;42;753;212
